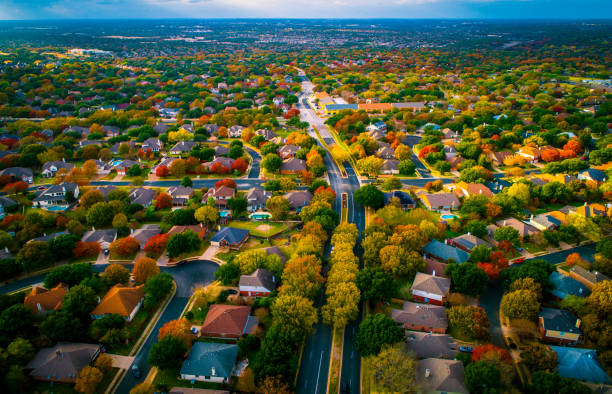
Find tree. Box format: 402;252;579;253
494;226;520;246
127;164;142;177
154;192;172;210
528;371;591;394
102;264;130;286
330;144;351;163
469;245;491;264
148;335;187;370
445;263;488;297
252;324;299;383
501;289;540;321
214;261;241;285
356;156;384;176
398;159;416;176
7;337;35;364
5;364;26;392
39;310;85;342
133;257;160;284
356;314;404;356
109;236;140;258
322;280;360;327
158;318;192;348
381;177;402;192
521;343;558;372
587;280;612;316
155;165;169;177
86;202;114;228
194;205;218;226
169;159;186;177
74;365;104;394
271;294;317;338
362;231;388;266
17;241;51;272
89;313;125;341
228;196;248;216
281;255;324;299
258;375;292;394
466;220;488;238
231;158;248;173
446;305;490;339
49;234;78;261
130;383;153;394
262;153;282;173
0;304;34;345
73;241;101;259
181;176;193;187
80;189;105;208
166;230;201;258
95;353;113;374
144;233;170;257
357;267;396;303
144;272;173;308
501;259;554;288
370;345;416;394
62;284;98;319
507;182;531;206
266;196;291;220
465;361;501;394
354;184;384;209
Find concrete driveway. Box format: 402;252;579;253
108;354;135;370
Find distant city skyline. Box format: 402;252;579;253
1;0;611;20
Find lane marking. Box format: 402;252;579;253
315;351;323;394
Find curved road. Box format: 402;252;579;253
0;260;219;394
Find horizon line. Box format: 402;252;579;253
1;17;612;21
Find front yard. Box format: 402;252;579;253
227;220;290;237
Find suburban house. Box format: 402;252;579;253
573;203;606;218
110;141;137;154
0;166;34;183
92;159;112;175
228;125;244;138
129;187;156;207
451;182;494;198
180;342;238;383
280;157;307;174
443;145;457;159
383;191;416;209
284;190;313;210
255;128;279;141
168;224;208;239
411;272;451;305
141;137;163;152
25;343;101;383
578;168;608;183
406;332;458;359
420;192;461;211
551;346;611;384
391;301;448;333
569;266;611;289
246;187;271;212
33;182;80;209
278;144;299;159
203;157;235;171
214;145;229;157
376;146;395;160
202;185;235;208
41;160;75;178
115;159;141;176
90;284;145;322
0;196;16;219
484;179;512;194
210;227;250;250
528;213;562;231
496;218;540;238
200;304;257;339
170;141;198;155
487;151;514;166
152;157;178;174
539;307;582;344
167;185;193;206
381;159;399;175
416;358;468;394
239;268;276;297
131;224;162;249
24;283;68;314
517;146;541;163
425;258;449;278
31;231;70;243
449;233;491;252
81;229;117;251
548;271;590;300
423;240;469;264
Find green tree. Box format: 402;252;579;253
180;176;193;187
356;314;404;356
214;261;241;285
381;177;402;192
272;294;318;338
369;345;416;394
398;160;416;176
521;343;558;372
501;259;554;288
102;264;130;286
44;263;92;288
501;289;540;321
48;234;77;261
262;153;282;173
166;230;201;258
148;335;187;370
144;272;173;308
39;311;85;342
445;263;488;297
528;371;591;394
354;184;384;209
494;226;520;246
357;267;396;303
62;284;98;319
266;196;291;220
252;323;299;383
17;241;51;272
86;202;114;228
7;337;35;364
227;196;248;216
465;361;501;394
194;205;218;225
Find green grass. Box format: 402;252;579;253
328;326;344;394
448;325;475;342
227;220;289;237
215;250;239;262
153;368;226;391
394;277;413;300
170;239;209;261
524;242;544;254
106;306;154;355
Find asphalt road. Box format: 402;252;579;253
404;134;433;178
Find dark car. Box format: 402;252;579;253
340;381;350;394
131;364;141;378
227;289;238;295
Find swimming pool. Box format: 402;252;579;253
44;205;69;212
441;214;458;220
249;212;272;220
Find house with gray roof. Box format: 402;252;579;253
578;168;608;183
262;246;286;263
381;159;399;175
180;342;238;383
539;307;582;344
25;343;100;383
41;160;75;178
423;240;469;264
96;185;117;199
33;183;79;209
377;146;396;160
239;268;276;297
407;332;458;359
391;301;448;333
548;271;590;300
129;187;156;207
411;272;451;305
141;138;163;152
496;218;540;238
280;157;306;174
569;266;611;289
551;346;611;384
246;187;271;212
131;224;161;249
167;186;193;206
214;145;229;157
255;129;278;141
416;358;468;393
420;192;461;211
0;166;33;183
278;144;299;159
450;233;491;252
384;191;416;209
283;190;313;210
228;125;244;138
528;213;562;231
82;229;117;251
170;141;197;155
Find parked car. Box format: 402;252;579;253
227;289;238;295
340;381;350;394
459;346;474;353
514;258;525;264
131;364;141;378
190;327;198;334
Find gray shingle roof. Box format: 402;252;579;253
180;342;238;380
25;343;100;382
411;272;451;297
406;332;458;359
539;308;581;334
416;358;468;393
239;268;276;291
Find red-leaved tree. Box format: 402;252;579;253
73;241;101;258
155;165;169;177
154;193;173;210
145;233;170;257
215;179;237;189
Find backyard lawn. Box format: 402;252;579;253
227;220;289;237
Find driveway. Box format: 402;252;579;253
200;245;220;262
108;354;135;370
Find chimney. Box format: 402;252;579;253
272;275;276;283
37;303;42;313
432;270;436;277
425;368;431;378
211;367;216;376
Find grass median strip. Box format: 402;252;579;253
327;325;345;394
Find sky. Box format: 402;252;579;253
0;0;610;20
